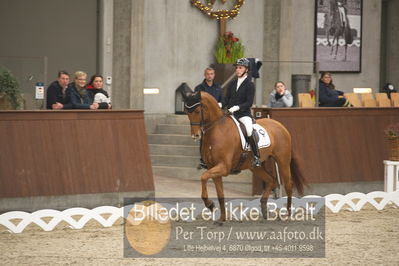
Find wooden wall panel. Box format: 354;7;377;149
0;110;154;198
253;108;399;187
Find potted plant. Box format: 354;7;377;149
212;31;245;86
384;123;399;161
0;68;22;110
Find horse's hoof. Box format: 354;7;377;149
261;210;268;219
213;220;225;226
207;202;215;211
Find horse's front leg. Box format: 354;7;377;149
200;163;229;224
326;25;331;46
334;39;339;60
330;38;335;55
212;177;225;225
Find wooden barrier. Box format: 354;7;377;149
252;107;399;195
0;110;154;198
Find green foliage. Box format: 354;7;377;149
214;32;245;64
0;68;21;109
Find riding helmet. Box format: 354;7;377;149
234;58;250;68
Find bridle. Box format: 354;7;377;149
185;101;226;135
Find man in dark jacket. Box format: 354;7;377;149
46;70;73;109
194;67;223;106
223;58;261;168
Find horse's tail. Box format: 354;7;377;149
344;23;353;44
290;149;307;196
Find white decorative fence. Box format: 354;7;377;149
1;191;398;234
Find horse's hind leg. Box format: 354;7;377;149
275;159;293;216
326;27;331;46
251;167;276;219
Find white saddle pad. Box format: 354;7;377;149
230;116;271;151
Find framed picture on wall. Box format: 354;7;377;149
314;0;362;72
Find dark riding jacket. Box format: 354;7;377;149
223;76;255;119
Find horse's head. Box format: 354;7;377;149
178;83;223;140
183;92;203;139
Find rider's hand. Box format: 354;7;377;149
228;106;240;113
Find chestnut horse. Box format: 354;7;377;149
181;89;306;224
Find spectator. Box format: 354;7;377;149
194;67;223;107
268;81;293;107
87;75;112;109
46;70;72;109
66;71;98;109
318;71;352;107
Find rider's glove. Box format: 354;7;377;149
228;106;240;113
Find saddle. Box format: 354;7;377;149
238;120;259;144
231;119;259;175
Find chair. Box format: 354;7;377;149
392;98;399;107
377;98;391;107
344;93;362;107
375;93;389;101
298;93;314;107
390;93;399;106
360;93;374;102
363;98;377;107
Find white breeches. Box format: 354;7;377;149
94;93;111;104
238;116;253;136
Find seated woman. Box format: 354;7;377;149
87;75;112;109
319;71;352;107
66;71;99;109
268;81;293;107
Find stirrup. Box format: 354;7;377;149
252;156;261;168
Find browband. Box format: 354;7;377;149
184;102;201;109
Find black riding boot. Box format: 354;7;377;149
248;134;261;168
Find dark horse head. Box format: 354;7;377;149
177;83;203;139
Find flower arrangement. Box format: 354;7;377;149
384;123;399;138
214;31;245;64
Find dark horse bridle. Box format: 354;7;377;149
184;101;227;135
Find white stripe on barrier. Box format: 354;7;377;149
0;191;398;233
